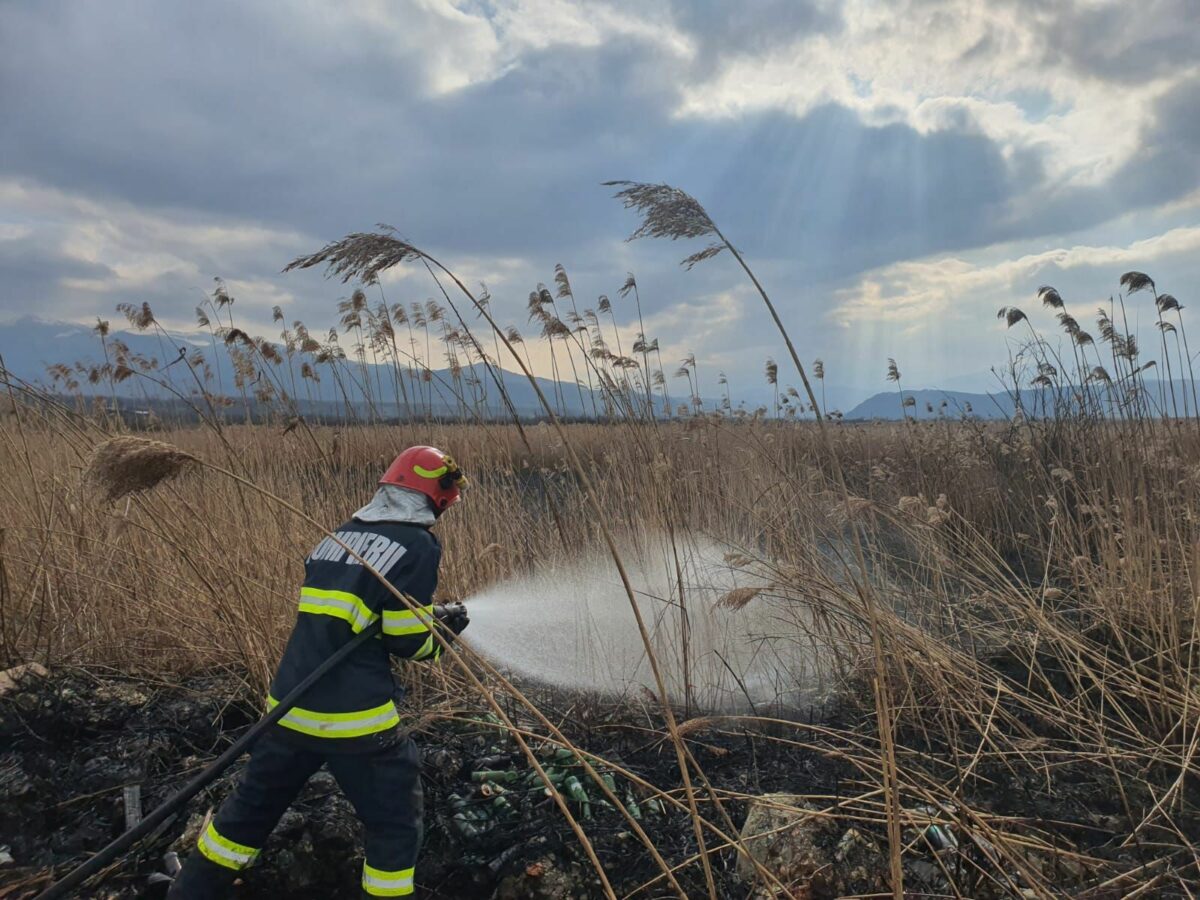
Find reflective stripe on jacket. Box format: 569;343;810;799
267;517;443;753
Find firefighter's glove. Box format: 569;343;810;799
440;602;470;636
433;602;470;647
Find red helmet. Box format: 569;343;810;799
379;446;467;512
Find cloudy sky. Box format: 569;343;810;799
1;0;1198;401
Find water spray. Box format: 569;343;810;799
461;535;830;712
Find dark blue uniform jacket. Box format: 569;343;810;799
267;518;443;753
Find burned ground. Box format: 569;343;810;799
0;667;853;899
2;662;1194;898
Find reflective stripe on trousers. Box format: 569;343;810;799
363;862;415;896
265;695;400;739
168;735;422;900
196;822;260;871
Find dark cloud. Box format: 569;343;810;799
1;0;1197;393
918;0;1200;87
1113;74;1200;202
0;234;115;316
0;0;1033;285
0;4;666;254
667;0;842;63
1035;0;1200;85
658;104;1030;280
1000;73;1200;240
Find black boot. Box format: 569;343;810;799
165;853;239;900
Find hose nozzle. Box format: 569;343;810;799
433;601;470;636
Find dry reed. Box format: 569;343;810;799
85;436;198;502
4;209;1199;896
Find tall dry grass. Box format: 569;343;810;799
3;405;1198;894
5;183;1199;896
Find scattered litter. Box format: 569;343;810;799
913;804;959;853
925;823;958;852
0;662;49;697
123;783;143;830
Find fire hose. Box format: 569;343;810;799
35;603;467;900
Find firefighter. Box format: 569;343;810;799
168;446;470;899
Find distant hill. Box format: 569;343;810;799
7;318;1188;423
847;381;1199;421
0;317;638;420
846;389;1013;420
1;317;877;421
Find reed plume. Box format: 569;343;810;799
86;437;198;503
716;587;762;611
284;226;422;284
605;181;725;270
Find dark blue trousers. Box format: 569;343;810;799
168;732;423;898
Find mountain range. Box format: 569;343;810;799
0;317;1171;422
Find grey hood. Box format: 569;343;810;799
352;485;436;526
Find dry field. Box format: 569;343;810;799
3;187;1198;896
3;402;1199;896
